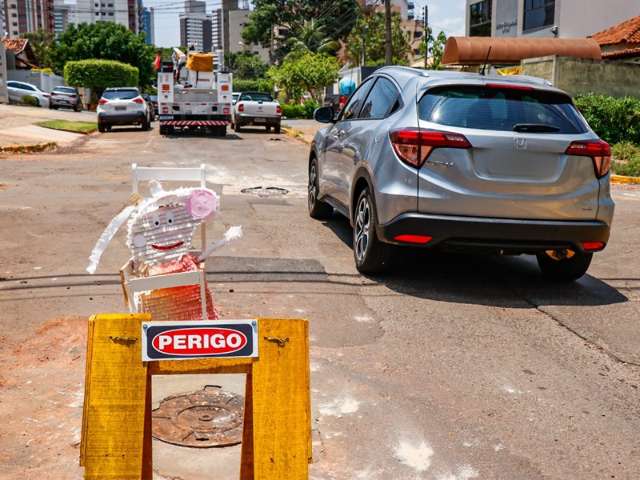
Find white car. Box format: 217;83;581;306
6;81;50;108
97;88;152;132
233;92;281;133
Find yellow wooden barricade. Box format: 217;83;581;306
80;314;311;479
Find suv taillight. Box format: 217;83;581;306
565;139;611;178
132;97;144;104
276;105;282;115
98;98;108;105
389;128;471;168
238;103;244;112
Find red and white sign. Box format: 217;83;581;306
142;320;258;361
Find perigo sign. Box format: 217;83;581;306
142;321;258;361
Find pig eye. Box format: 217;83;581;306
150;213;160;227
166;212;175;225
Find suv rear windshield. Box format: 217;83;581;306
102;89;139;100
54;87;76;94
239;93;273;102
419;85;588;134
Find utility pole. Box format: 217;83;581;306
424;4;429;69
384;0;392;65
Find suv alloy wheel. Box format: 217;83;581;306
353;188;390;274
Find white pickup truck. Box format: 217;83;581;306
233;92;282;133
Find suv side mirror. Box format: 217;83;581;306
314;106;335;124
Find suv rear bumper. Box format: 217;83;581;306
99;112;145;125
377;213;610;253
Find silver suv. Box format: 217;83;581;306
309;67;614;281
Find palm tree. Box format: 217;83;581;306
287;20;340;55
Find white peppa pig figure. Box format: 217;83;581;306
87;180;242;320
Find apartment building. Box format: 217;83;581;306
4;0;54;38
179;0;212;51
466;0;640;38
75;0;135;31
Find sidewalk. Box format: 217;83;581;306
282;118;321;144
0;104;96;148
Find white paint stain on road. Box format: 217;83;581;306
394;439;434;473
319;395;360;417
354;315;374;323
437;465;479;480
502;384;523;395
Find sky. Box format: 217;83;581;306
148;0;466;49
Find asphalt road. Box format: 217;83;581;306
0;125;639;480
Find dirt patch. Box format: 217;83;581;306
0;316;87;479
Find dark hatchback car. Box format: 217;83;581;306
50;86;82;111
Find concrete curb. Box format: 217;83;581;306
0;141;57;154
612;174;640;185
282;126;311;145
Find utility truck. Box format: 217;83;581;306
157;48;233;137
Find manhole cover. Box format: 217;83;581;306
152;385;244;448
240;186;289;197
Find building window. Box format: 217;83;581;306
523;0;555;32
469;0;492;36
108;12;113;15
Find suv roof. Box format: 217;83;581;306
374;66;555;91
103;87;139;92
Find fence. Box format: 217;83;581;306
522;56;640;98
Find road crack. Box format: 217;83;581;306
522;296;640;369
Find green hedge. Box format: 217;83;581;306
612;142;640;177
21;95;40;107
233;78;274;93
64;59;139;90
575;94;640;145
281;100;320;119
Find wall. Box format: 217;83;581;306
0;45;8;103
7;69;65;92
522;56;640;98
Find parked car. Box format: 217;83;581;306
233;92;282;133
141;93;156;123
149;94;158;117
309;67;614;281
6;80;50;108
49;86;82;111
97;88;152;132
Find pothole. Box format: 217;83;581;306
152;385;244;448
240;186;289;197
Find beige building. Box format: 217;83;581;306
466;0;640;38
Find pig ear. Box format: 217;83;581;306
186;189;218;219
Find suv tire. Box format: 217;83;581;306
353;188;390;274
536;250;593;282
308;159;333;219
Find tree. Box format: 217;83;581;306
286;20;339;55
51;22;155;86
419;29;447;70
21;29;55;68
268;51;340;102
243;0;358;61
225;52;269;79
345;12;410;66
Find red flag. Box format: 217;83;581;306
153;53;162;71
